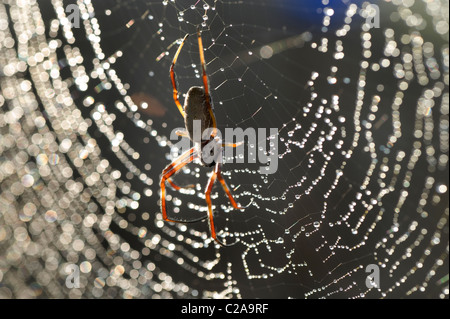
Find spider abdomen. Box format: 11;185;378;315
184;86;214;142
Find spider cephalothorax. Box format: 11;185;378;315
159;30;248;246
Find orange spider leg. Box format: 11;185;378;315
205;163;246;246
161;148;206;223
222;141;244;148
170;34;189;118
216;164;246;210
161;148;194;177
167;130;195;190
204;163;223;245
167;178;195;191
219;143;252;208
197;28;217;136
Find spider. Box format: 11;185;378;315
160;29;248;246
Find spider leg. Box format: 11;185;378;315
216;163;252;210
166;130;194;189
167;178;195;191
205;163;239;246
160;147;206;223
205;164;222;245
197;28;209;100
197;28;217;135
161;147;194;177
222;141;244;148
175;129;189;137
170;34;189;118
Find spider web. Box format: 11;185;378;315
0;0;448;299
